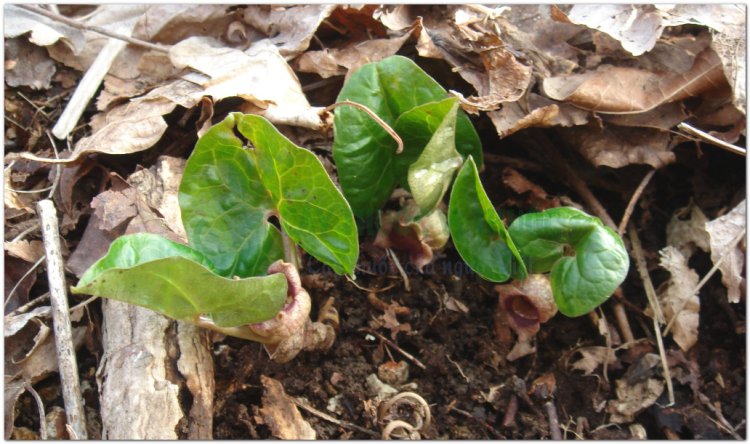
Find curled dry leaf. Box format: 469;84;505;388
127;156;186;239
565;5;666;57
657;247;699;351
295;25;416;79
705;200;746;303
488;93;590;138
45;5;149;74
259;376;315;440
4;240;45;264
171;37;322;129
561;125;674;169
570;346;618;376
133;5;237;45
542;48;728;114
241;5;336;59
414;8;533;112
656;4;746;114
4;4;85;49
70;80;201;162
666;202;711;258
607;378;665;424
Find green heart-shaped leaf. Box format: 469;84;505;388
405;99;463;215
332;55;482;218
71;234;288;326
235;114;359;276
508;207;630;317
448;156;527;282
179;115;284;278
180;113;359;277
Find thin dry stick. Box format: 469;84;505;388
664;229;746;335
612;302;636;344
595;307;613;383
52;20;134;139
46;130;63;198
345;276;397;293
618;169;656;236
24;383;48;440
544;401;563;440
291;397;379;438
445;354;470;383
324;101;404;154
16;4;169;53
677;122;746;157
386;248;411;292
37;199;88;440
361;328;427;370
627;226;674;406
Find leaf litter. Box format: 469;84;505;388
3;4;746;440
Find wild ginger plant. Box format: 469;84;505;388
73;113;358;362
332;55;629;317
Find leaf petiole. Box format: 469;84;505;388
324;100;404;154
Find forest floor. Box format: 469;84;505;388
5;4;746;440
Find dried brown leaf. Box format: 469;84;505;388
705;200;746;303
295;28;415;79
488;93;590;138
566;5;664;57
133;5;236;45
170;37;322;129
542;48;728;114
4;4;85;49
91;188;138;232
242;5;336;59
607;378;665;423
4;240;45;264
127;157;186;239
570;346;618;376
67;212;125;278
4;38;55;90
501;167;561;210
4;257;37;311
657;247;700;351
259;376;315;440
603;102;689;131
561;125;674;169
666;202;711;258
656;4;746;114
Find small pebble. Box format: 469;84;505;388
378;360;409;386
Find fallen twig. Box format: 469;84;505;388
612;301;636;344
677;122;746;157
386;248;410;292
628;226;675;406
37;199;88;439
16;5;169;53
544;401;562;440
618;169;656;236
360;328;426;370
51;20;136;139
291;397;379;438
